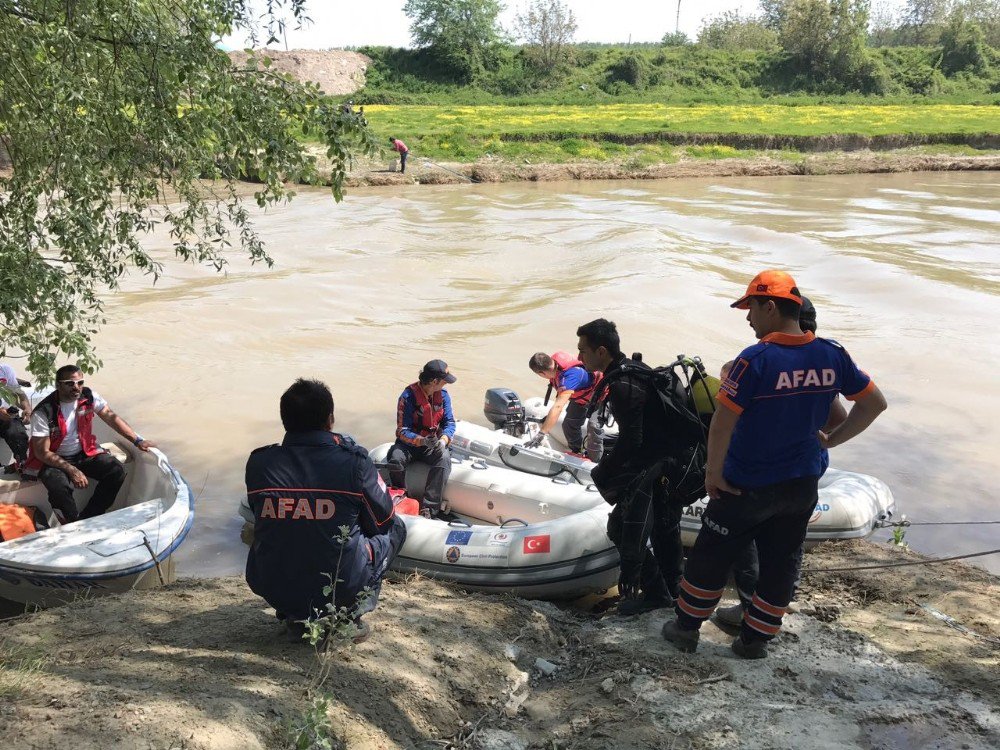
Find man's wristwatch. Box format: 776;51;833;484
132;435;145;447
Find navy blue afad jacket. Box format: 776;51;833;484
245;430;396;620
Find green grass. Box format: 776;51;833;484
355;103;1000;163
0;638;51;700
368;103;999;138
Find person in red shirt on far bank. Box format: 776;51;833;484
661;270;887;660
389;137;409;174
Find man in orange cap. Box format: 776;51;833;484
662;270;887;659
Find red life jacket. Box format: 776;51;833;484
408;383;444;437
549;351;603;406
23;388;102;477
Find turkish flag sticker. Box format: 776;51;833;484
523;535;551;554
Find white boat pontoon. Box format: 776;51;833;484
0;393;194;607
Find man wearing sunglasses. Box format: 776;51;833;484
24;365;155;523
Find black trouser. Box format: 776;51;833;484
387;441;451;513
0;418;28;462
732;540;805;606
599;460;684;601
676;475;819;642
38;451;126;523
399;151;408;173
562;400;588;454
354;515;408;616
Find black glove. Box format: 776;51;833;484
524;432;545;449
617;558;642;600
422;435;440;451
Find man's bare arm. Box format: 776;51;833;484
819;385;887;450
97;406;156;452
540;390;574;434
705;406;742;499
29;435;88;487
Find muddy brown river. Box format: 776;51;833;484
90;171;1000;576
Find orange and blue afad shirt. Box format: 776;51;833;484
718;331;875;489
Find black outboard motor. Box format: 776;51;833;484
484;388;527;437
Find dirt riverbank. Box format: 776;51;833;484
1;539;997;749
335;149;1000;188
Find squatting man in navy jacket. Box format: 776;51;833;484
25;364;156;523
389;360;457;518
245;379;406;644
662;270;887;660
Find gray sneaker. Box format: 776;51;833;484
731;636;768;659
712;602;745;632
661;618;700;653
352;618;371;644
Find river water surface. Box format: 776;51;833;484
93;171;1000;576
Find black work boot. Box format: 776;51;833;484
285;620;308;644
731;636;768;660
661;618;700;653
618;592;673;616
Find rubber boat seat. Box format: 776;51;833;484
0;441;133;500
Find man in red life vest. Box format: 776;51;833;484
389;137;409;174
388;360;457;518
25;364;156;523
662;271;887;659
526;351;602;460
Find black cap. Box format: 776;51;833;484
799;296;817;333
421;359;456;383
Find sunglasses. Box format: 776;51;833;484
58;379;85;386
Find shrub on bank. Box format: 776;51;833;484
354;43;1000;105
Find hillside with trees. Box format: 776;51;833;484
353;0;999;103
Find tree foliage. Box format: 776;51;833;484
0;0;377;381
940;8;987;73
953;0;1000;47
660;31;692;47
698;10;779;50
605;52;647;88
403;0;505;82
777;0;885;91
899;0;949;45
514;0;577;73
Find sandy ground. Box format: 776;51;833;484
338;150;1000;188
1;540;997;749
227;50;370;96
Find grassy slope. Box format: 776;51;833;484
362;103;1000;164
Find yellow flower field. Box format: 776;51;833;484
366;104;999;138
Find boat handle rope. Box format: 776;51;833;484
447;519;472;528
471;460;488;470
499;518;529;528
